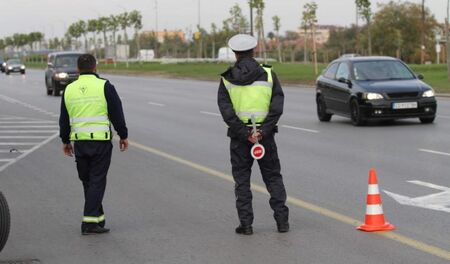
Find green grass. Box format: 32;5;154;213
26;61;449;93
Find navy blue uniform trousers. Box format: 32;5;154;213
230;134;289;226
74;141;112;230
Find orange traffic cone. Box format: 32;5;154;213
357;168;395;232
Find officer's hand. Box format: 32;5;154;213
63;144;73;157
248;131;262;144
119;139;129;152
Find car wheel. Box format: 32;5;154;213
52;81;60;96
0;192;10;253
317;95;332;122
21;71;25;74
350;99;366;126
5;71;9;75
419;116;435;124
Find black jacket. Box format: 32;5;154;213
59;73;128;144
217;57;284;141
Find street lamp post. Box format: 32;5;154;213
447;0;450;81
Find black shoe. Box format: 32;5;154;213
235;225;253;235
277;222;290;233
82;226;110;235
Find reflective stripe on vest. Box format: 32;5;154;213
82;214;105;223
64;75;111;141
223;66;273;124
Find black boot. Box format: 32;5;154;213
82;225;110;235
277;222;290;233
235;225;253;235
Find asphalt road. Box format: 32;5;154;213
0;69;449;264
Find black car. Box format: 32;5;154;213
316;56;437;126
45;51;82;96
4;59;26;75
0;57;5;73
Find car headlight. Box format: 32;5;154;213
20;65;25;69
422;90;435;98
56;72;68;79
1;63;5;67
364;92;384;100
7;66;12;70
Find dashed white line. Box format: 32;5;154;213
0;130;58;133
200;111;221;117
0;136;49;139
0;121;57;124
0;159;14;162
0;133;59;172
282;125;319;133
418;149;450;157
0;143;40;146
0;125;58;129
437;115;450;120
0;149;29;153
148;102;165;107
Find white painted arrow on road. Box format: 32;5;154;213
384;181;450;213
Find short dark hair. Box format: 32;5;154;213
77;54;96;73
235;49;254;60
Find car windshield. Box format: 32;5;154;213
7;59;21;64
353;60;415;81
55;55;79;67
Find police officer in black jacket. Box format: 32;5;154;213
59;54;128;235
218;34;289;235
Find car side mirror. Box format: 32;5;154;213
417;74;424;80
47;62;53;67
338;77;353;88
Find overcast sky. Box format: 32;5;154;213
0;0;447;39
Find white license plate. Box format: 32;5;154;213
392;102;418;109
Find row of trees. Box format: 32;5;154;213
0;32;44;50
65;10;142;61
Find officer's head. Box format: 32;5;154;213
77;54;97;74
228;34;257;61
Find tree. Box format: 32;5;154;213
272;15;282;62
211;23;217;58
118;12;131;67
250;0;267;61
370;1;438;63
97;16;110;58
129;10;143;59
303;1;319;74
108;15;120;64
421;0;426;64
356;0;372;55
87;19;98;56
67;23;82;49
226;4;249;33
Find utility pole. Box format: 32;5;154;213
154;0;159;58
250;5;254;36
447;0;450;81
421;0;426;64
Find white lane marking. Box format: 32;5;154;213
0;94;57;118
282;125;319;133
0;136;49;139
0;130;58;133
200;111;221;117
0;149;29;153
0;121;57;124
0;159;14;162
437;115;450;119
418;149;450;157
148;102;165;107
0;117;28;120
0;143;40;146
384;181;450;213
0;125;58;129
0;133;59;172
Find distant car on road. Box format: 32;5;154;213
4;59;26;75
316;56;437;126
45;51;82;96
0;57;5;73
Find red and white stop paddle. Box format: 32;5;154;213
250;115;265;160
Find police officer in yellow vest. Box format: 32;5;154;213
59;54;128;235
218;34;289;235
